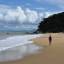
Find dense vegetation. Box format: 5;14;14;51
37;12;64;33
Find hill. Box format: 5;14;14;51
38;12;64;33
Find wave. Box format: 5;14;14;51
0;34;43;61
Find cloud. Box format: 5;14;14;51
0;4;62;31
0;5;45;31
0;5;61;24
0;4;61;25
0;6;27;23
0;5;45;24
26;8;38;23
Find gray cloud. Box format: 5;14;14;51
0;4;61;31
0;5;44;24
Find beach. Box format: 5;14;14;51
0;34;42;62
0;33;64;64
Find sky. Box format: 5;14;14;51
0;0;64;32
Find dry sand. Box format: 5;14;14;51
0;33;64;64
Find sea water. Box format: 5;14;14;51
0;34;43;62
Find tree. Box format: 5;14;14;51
38;12;64;33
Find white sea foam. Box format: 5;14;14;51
0;34;43;61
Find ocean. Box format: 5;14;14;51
0;33;43;62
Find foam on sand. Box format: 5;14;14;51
0;34;43;61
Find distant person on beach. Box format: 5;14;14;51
49;35;52;45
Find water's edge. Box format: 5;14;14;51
0;34;43;62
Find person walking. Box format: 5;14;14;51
49;35;52;45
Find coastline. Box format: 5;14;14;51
0;33;64;64
0;34;42;62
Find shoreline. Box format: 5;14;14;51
0;33;64;64
0;34;43;62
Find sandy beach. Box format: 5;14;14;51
0;33;64;64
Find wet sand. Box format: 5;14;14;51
1;33;64;64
